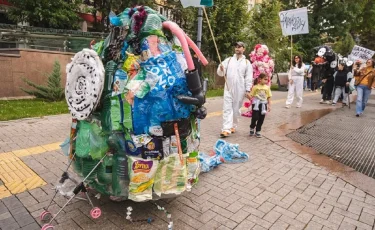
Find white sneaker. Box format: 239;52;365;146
320;99;324;104
296;105;302;108
326;100;331;104
285;105;291;109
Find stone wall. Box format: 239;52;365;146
0;49;74;98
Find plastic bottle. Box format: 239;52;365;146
72;156;83;177
81;158;100;182
112;154;129;197
97;154;113;185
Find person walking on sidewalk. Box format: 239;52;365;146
248;73;272;138
354;59;375;117
285;55;306;108
332;63;352;106
217;41;253;137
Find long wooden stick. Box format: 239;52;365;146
202;7;230;91
290;35;293;65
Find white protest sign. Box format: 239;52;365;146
279;7;309;36
348;45;375;62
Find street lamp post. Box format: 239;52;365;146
197;7;203;49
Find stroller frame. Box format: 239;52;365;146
40;154;107;230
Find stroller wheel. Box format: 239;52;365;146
40;211;53;222
41;223;54;230
90;207;101;219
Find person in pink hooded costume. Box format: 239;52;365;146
242;44;275;117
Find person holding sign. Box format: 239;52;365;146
354;59;375;117
217;42;253;137
285;55;306;108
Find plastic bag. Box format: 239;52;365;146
128;157;158;202
75;121;109;160
349;77;356;92
198;151;223;173
75;121;91;158
89;122;109;160
153;155;187;196
60;138;70;156
214;140;249;164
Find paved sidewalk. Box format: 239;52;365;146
1;91;375;230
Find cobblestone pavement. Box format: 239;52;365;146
1;91;375;230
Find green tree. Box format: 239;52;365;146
280;0;367;61
199;0;250;61
21;61;65;101
333;33;355;56
84;0;156;31
248;0;291;72
7;0;80;29
352;0;375;50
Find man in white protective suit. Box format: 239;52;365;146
217;42;253;137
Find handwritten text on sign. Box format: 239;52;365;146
279;8;309;36
348;45;375;62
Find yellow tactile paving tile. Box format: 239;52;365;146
0;185;12;199
0;151;47;199
12;149;31;158
41;142;62;152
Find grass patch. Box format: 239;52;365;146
206;88;224;98
0;89;226;121
0;99;68;121
271;84;279;91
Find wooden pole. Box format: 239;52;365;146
203;7;230;91
290;35;293;65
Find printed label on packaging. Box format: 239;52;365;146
142;137;163;160
132;160;153;173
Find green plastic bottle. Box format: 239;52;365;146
97;154;113;185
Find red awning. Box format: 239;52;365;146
0;0;11;6
79;13;102;23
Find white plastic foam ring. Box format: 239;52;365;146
65;49;105;120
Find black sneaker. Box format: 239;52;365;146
250;129;255;136
356;114;359;117
255;132;262;138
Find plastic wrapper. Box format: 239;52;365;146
110;94;132;132
123;54;140;79
112;69;129;96
128;157;158;202
153;155;187;196
142;137;163;160
186;152;200;188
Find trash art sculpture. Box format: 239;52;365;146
311;45;336;91
40;5;209;230
243;44;274;117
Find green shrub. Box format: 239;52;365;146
21;60;65;101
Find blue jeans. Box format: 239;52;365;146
304;78;311;89
356;85;372;115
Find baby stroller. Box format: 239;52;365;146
39;152;107;230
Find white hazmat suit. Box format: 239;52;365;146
217;54;253;133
